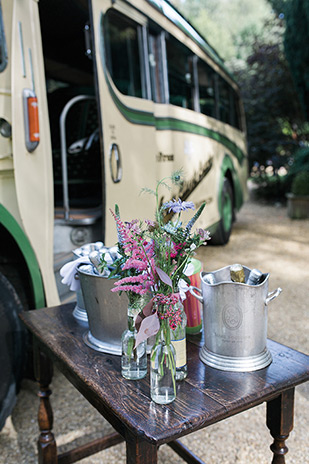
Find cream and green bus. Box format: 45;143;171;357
0;0;248;426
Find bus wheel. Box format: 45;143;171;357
211;178;234;245
0;272;27;431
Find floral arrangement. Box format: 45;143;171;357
109;171;210;343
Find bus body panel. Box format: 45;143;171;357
11;0;58;305
92;0;158;244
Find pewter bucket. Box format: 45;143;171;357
190;265;282;372
77;264;127;355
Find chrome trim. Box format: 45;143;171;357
160;31;169;103
142;25;152;100
109;143;122;183
18;22;26;78
28;48;35;92
59;95;96;221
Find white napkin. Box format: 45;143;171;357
60;256;90;291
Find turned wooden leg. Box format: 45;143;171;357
126;430;157;464
266;388;295;464
34;342;58;464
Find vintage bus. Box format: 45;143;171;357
0;0;248;426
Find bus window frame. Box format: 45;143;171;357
148;29;168;104
0;1;8;72
165;33;195;110
102;4;244;132
103;8;149;99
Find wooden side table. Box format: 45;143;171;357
20;303;309;464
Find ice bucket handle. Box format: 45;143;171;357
265;287;282;306
189;286;203;303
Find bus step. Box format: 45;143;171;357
54;206;102;226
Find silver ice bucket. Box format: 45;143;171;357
190;265;282;372
77;264;127;355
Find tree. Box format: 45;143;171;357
170;0;308;176
234;18;305;171
284;0;309;119
170;0;273;62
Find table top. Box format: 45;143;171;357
20;303;309;446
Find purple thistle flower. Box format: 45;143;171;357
163;198;195;214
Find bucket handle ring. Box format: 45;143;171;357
265;287;282;305
189;286;203;303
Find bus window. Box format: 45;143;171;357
0;1;7;72
218;76;231;124
231;89;242;130
104;10;144;98
197;60;216;118
165;36;194;110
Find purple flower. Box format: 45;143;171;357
163;199;195;214
197;228;211;241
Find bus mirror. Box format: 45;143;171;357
23;88;40;152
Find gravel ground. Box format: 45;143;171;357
1;199;309;464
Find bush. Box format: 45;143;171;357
250;174;288;201
291;171;309;196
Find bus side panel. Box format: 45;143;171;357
11;0;58;306
91;0;158;245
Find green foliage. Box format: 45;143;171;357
287;147;309;177
251;146;309;200
291;171;309;196
234;17;305;171
170;0;273;62
170;0;309;187
250;174;288;201
284;0;309;119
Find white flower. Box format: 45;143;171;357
178;262;194;300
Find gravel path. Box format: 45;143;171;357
1;200;308;464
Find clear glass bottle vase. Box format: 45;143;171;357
170;301;188;381
121;306;147;380
150;320;176;404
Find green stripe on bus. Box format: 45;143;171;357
108;82;245;165
102;45;245;165
155;117;245;165
0;204;45;308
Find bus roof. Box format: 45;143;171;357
146;0;236;83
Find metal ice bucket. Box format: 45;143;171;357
190;265;282;372
77;264;127;355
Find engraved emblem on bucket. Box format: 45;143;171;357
222;304;242;330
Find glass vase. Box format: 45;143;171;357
170;301;188;381
150;320;176;404
121;305;147;380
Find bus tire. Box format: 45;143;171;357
211;177;234;245
0;272;27;431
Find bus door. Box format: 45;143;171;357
11;0;58;305
90;0;157;245
37;0;103;255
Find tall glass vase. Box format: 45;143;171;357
170;301;188;380
121;305;147;380
150;320;176;404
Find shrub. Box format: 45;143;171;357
291;171;309;196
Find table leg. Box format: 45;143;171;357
266;388;295;464
34;343;58;464
126;430;157;464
